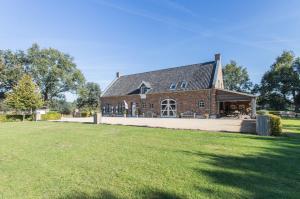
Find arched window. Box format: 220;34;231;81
161;99;177;117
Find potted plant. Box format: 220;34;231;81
204;113;209;119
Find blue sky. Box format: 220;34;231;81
1;0;300;100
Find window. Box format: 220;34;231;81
140;85;149;94
169;83;177;90
149;103;154;108
104;104;112;114
181;81;188;89
142;101;147;108
198;100;205;108
161;99;177;117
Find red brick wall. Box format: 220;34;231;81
101;89;218;117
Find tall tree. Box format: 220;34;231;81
5;74;43;120
258;51;300;110
223;61;253;92
0;50;28;97
27;44;85;104
76;82;101;112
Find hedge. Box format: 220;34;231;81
268;111;281;116
0;114;33;122
257;110;269;115
41;112;62;121
268;114;282;136
81;112;91;117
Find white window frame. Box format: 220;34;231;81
181;81;188;89
161;99;177;117
169;83;177;90
140;85;148;94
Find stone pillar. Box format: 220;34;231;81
256;115;270;136
210;89;217;118
251;98;257;119
35;113;41;121
94;112;102;124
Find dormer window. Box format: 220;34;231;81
170;83;177;90
181;81;188;89
139;81;151;94
140;85;149;94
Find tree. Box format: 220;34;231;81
223;61;253;92
5;75;43;120
258;51;300;110
76;82;101;113
0;50;28;98
49;98;76;115
27;44;85;104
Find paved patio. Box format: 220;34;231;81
55;117;256;133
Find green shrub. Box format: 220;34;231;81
41;112;62;121
6;114;32;121
0;114;33;122
257;110;269;115
0;115;7;122
268;114;282;136
80;112;91;117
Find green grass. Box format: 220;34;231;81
0;120;300;199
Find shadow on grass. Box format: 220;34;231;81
180;136;300;198
57;189;185;199
283;124;300;138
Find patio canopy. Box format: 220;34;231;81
216;89;257;118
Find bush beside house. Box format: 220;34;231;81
268;114;282;136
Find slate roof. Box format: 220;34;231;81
102;61;216;97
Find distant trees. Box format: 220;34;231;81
76;82;101;113
223;61;253;93
0;44;85;106
258;51;300;111
4;75;43;120
49;99;76;115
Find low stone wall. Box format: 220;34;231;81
55;117;256;133
101;117;256;133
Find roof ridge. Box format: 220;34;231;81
119;60;215;78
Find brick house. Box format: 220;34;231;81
101;54;256;118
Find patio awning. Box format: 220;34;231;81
216;89;256;102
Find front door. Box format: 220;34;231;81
161;99;177;117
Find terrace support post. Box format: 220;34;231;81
251;98;257;119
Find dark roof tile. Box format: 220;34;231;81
102;61;216;97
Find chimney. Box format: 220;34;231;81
215;53;221;62
116;72;120;78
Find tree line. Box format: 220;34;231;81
1;44;299;114
223;51;300;111
0;44;101;114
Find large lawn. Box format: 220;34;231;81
0;120;299;199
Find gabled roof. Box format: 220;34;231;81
102;61;216;97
